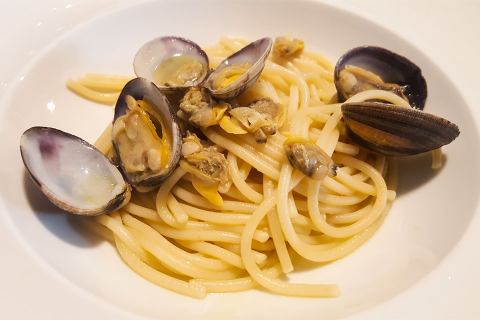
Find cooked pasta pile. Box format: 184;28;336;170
69;37;399;298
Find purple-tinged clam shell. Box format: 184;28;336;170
134;36;209;92
204;37;273;99
20;127;130;216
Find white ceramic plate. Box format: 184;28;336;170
1;0;479;319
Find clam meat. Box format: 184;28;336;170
284;137;337;180
112;78;182;191
20;127;131;216
228;98;282;143
178;87;228;127
179;133;229;205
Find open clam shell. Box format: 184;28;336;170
20;127;131;216
113;78;182;191
204;37;273;99
335;46;427;109
341;102;460;156
133;36;209;92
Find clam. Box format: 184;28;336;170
204;37;273;99
133;36;209;92
20;127;131;216
179;133;229;206
178;87;228;128
228;98;282;143
341;102;460;156
112;78;182;191
334;46;427;109
284;137;337;180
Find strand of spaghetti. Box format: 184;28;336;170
264;176;294;273
124;202;161;221
114;236;207;299
191;265;282;293
252;239;276;251
265;63;309;108
286;61;303;75
203;128;280;180
220;225;270;243
220;186;251;202
334;171;395;201
293;58;334;81
317;204;361;215
173;187;257;213
78;77;130;91
322;176;356;196
66;80;119;105
294;183;369;206
219;243;269;264
290;213;312;229
123;214;239;278
287;85;299;119
277;163;385;262
262;79;281;103
302;51;334;72
296;235;340;248
324;128;340;156
149;221;242;244
229;135;281;168
309;83;321;102
220;158;252;194
241;195;340;297
335;170;376;195
328;204;373;225
156;167;186;227
179;203;250;225
346;89;411;107
93;123;113;154
235;134;285;162
166;194;189;225
260;72;290;93
96;214;148;261
121;214;233;273
316;110;343;149
219;37;244;52
287;193;300;218
288;170;306;192
303;103;342;114
177;240;245;269
334;141;360;156
307;155;387;238
308;112;330;124
227;153;263;203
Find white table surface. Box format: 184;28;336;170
1;0;479;319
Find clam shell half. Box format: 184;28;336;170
342;102;460;156
113;78;182;191
134;36;209;92
205;37;273;99
335;46;428;109
20;127;130;216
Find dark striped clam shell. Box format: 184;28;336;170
341;102;459;156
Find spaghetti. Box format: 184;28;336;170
69;37;400;298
